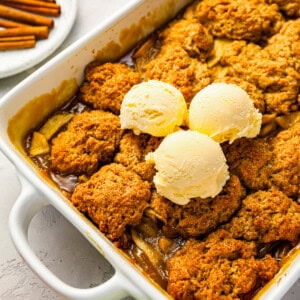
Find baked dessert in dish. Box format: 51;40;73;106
25;0;300;299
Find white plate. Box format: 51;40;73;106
0;0;77;79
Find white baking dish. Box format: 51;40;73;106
0;0;299;299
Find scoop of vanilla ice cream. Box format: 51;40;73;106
146;130;229;205
120;80;187;137
188;83;262;143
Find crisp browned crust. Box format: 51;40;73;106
71;163;151;246
217;41;300;114
223;123;300;198
266;0;300;17
80;62;141;114
222;189;300;245
270;122;300;198
223;138;273;191
51;110;122;175
150;175;245;238
143;44;212;105
160;18;214;60
114;131;162;182
194;0;283;42
265;19;300;73
166;238;279;300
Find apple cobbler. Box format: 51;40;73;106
26;0;300;299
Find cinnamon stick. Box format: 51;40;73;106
0;35;35;50
0;17;28;27
0;4;54;28
0;25;49;39
0;0;60;9
2;3;60;16
0;0;61;16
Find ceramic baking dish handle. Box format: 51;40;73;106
9;175;134;300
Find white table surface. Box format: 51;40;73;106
0;1;299;299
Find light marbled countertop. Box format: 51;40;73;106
0;1;299;299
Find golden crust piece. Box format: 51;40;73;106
270;122;300;198
223;138;273;191
166;238;279;300
160;18;214;60
144;44;212;104
222;189;300;245
51;110;122;176
114;131;162;182
210;37;300;114
150;175;245;238
220;42;300;114
265;19;300;73
266;0;300;17
80;62;141;114
71;163;151;246
223;123;300;198
194;0;283;42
